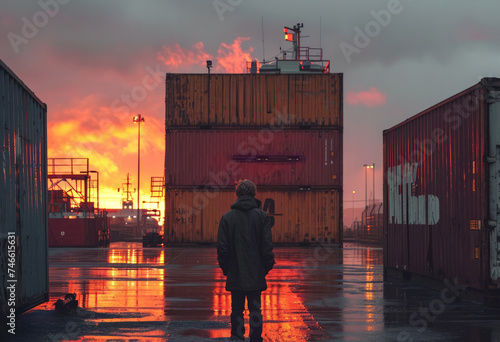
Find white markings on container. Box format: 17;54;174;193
387;163;440;225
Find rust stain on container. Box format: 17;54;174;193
165;73;343;128
165;130;342;188
165;190;341;244
383;78;500;302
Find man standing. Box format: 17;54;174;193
217;180;275;342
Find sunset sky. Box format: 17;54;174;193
2;1;500;224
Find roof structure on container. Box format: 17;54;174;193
383;77;500;135
0;58;47;109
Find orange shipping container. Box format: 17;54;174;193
165;189;341;244
165;73;343;128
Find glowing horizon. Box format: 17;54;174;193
46;37;259;215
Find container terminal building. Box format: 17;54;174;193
164;25;343;245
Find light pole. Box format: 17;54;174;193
372;163;375;206
363;164;374;224
352;190;355;227
133;114;145;236
363;164;368;211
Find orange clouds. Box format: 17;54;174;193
47;94;165;209
47;36;261;211
215;37;258;73
157;41;211;69
346;87;387;107
452;21;495;42
157;37;258;73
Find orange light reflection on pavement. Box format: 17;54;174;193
342;247;383;337
212;266;324;341
365;267;375;331
64;248;165;323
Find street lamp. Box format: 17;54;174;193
363;164;368;211
352;190;355;227
363;163;374;217
133;114;145;236
372;163;375;206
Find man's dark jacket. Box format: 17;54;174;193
217;195;275;292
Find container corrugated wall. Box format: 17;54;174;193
165;72;343;245
165;74;343;128
165;130;341;188
0;59;48;318
165;190;340;244
48;217;109;247
383;78;500;298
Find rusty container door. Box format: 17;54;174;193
0;59;49;318
165;73;343;129
384;78;500;292
165;130;341;188
165;189;341;244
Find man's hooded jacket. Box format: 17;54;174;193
217;195;275;292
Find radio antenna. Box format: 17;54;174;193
262;16;266;62
261;16;265;62
320;16;322;49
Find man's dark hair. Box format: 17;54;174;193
236;179;257;198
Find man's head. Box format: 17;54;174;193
236;179;257;198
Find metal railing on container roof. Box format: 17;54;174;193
48;158;89;176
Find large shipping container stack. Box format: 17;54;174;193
383;78;500;304
0;59;49;325
165;73;343;244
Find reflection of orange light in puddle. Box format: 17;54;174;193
64;248;165;324
73;331;166;342
212;267;323;341
342;247;382;335
365;268;375;331
365;268;374;301
364;248;375;332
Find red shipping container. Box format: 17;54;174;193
383;78;500;304
49;217;109;247
165;130;342;188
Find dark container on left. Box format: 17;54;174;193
0;59;49;323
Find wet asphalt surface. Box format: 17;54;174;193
4;242;500;341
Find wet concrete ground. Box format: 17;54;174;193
5;242;500;341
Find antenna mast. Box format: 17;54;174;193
320;16;322;49
261;16;265;62
122;173;135;202
284;23;303;60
